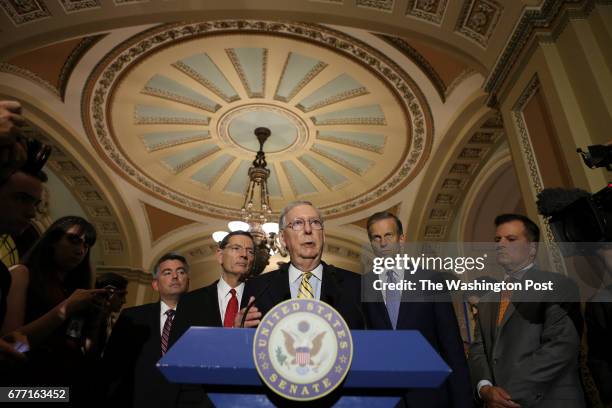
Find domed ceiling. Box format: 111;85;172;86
84;21;433;220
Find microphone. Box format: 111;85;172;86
536;188;589;216
240;278;274;328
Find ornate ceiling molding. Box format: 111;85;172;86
0;62;59;97
375;34;448;102
419;111;505;241
83;20;433;220
58;35;104;100
0;0;50;26
43;142;127;255
405;0;449;25
0;34;103;100
455;0;503;48
484;0;609;106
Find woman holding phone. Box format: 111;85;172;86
1;216;108;403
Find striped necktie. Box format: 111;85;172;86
161;309;175;355
297;272;314;299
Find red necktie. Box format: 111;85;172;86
223;289;238;328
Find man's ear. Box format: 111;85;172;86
151;279;159;292
279;230;287;250
399;233;407;243
215;248;224;265
529;242;538;258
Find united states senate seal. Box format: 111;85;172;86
253;298;353;401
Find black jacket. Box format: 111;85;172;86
241;262;365;330
102;302;180;408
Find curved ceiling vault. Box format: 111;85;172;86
83;21;434;220
3;0;561;271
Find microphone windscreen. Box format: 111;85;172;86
536;188;590;216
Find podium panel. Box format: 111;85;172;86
158;327;450;406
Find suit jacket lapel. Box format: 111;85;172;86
479;293;499;353
497;301;516;332
395;277;421;329
362;271;393;329
270;263;292;305
497;269;533;333
151;302;162;346
206;282;223;327
320;262;338;307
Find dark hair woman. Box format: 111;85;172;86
1;216;106;403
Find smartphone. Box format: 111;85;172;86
13;341;29;353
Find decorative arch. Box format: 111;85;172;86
0;87;143;268
0;0;496;73
407;93;505;241
456;149;524;242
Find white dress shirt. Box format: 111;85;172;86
217;277;244;323
288;263;323;300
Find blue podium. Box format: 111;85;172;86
158;327;450;407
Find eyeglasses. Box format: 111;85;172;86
285;218;323;231
65;233;91;249
225;244;255;256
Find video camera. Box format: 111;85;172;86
0;134;51;186
21;136;51;176
536;144;612;242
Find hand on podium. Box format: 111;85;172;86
233;296;262;328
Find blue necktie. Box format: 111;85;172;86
385;270;401;329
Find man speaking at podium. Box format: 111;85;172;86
239;201;364;330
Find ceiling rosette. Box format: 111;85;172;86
83;21;433;219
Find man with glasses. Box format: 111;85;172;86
172;231;256;335
238;201;364;329
0;163;46;360
166;231;256;407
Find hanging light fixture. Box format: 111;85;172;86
213;127;286;273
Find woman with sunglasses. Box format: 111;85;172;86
1;216;107;402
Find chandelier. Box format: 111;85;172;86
212;127;286;273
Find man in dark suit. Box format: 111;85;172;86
101;252;190;408
165;231;256;407
239;200;364;329
468;214;584;408
171;230;256;337
362;211;472;408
